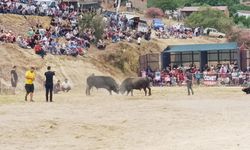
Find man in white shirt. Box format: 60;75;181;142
61;79;71;92
65;32;73;40
137;36;141;45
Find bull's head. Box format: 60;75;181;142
114;86;120;94
119;85;126;95
112;83;120;94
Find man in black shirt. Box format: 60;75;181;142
44;66;55;102
10;66;18;94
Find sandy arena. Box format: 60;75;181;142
0;86;249;150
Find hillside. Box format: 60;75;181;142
0;43;126;91
0;14;51;36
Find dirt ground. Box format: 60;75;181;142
0;86;249;150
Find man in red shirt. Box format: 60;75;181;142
34;42;46;58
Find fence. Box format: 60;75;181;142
150;72;250;87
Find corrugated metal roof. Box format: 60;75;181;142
237;10;250;14
179;6;228;12
164;42;238;53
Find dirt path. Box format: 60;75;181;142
0;87;249;150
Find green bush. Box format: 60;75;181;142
185;7;234;32
103;43;139;73
78;13;106;41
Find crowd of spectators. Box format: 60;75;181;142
103;13;151;44
0;29;16;43
0;0;153;58
0;0;99;58
141;63;250;87
0;0;58;16
155;24;203;39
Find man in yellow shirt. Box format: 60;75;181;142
25;67;35;102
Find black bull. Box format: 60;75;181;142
242;87;250;94
86;75;119;95
119;77;152;96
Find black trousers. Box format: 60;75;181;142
45;84;53;102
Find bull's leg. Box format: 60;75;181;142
131;90;134;96
108;89;112;95
126;90;130;96
143;88;147;96
148;86;151;96
86;85;90;96
87;86;92;95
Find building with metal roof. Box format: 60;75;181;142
161;42;246;70
236;10;250;18
164;42;237;53
179;6;229;17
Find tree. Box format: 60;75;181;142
148;0;178;11
227;27;250;46
146;7;164;18
78;13;106;41
185;8;234;32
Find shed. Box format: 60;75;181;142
161;42;240;70
179;6;229;17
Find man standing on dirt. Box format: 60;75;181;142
25;66;35;102
186;69;194;96
44;66;55;102
10;66;18;94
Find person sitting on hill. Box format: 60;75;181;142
17;36;30;49
27;28;35;38
61;79;71;92
6;30;16;43
54;80;61;94
97;39;106;50
34;42;46;58
0;29;6;42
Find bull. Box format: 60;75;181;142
119;77;152;96
242;87;250;94
86;74;119;95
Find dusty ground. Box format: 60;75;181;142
0;86;249;150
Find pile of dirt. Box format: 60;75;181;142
93;41;161;75
0;43;124;91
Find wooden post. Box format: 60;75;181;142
116;0;121;14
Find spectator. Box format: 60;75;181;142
195;69;202;85
24;66;36;102
54;80;61;94
10;65;18;94
17;36;30;49
61;79;71;92
34;42;46;58
97;39;106;50
137;36;141;45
